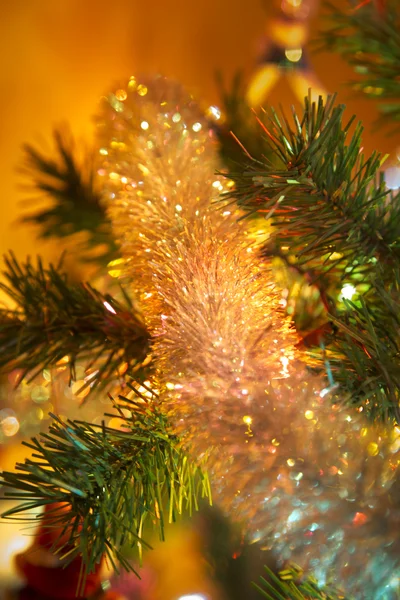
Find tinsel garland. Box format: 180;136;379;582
97;75;400;599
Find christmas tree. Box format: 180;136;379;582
1;1;400;599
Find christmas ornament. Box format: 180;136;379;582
14;503;103;599
99;76;400;599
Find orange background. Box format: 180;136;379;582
1;0;398;267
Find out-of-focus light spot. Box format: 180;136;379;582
115;89;127;101
286;0;303;6
2;416;19;437
340;283;356;300
352;511;368;527
175;204;183;212
192;122;202;132
172;112;182;123
243;415;252;425
285;48;303;62
31;385;50;404
137;84;148;96
367;442;379;456
385;166;400;190
128;76;137;90
71;381;90;400
177;595;208;600
207;105;222;120
103;301;117;314
305;410;314;420
108;417;128;430
141;121;149;130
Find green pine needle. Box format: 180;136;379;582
0;397;211;582
0;252;151;393
225;94;400;420
253;565;345;600
20;128;117;265
319;0;400;128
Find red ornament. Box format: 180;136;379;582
14;503;103;599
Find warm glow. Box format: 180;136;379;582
285;48;303;63
340;284;356;301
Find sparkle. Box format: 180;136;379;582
207;105;222;120
340;283;356;300
103;301;117;314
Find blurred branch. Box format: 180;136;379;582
20;127;117;265
0;253;151;393
319;0;400;128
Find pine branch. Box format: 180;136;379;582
214;72;275;169
319;0;400;127
20;128;117;265
253;565;345;599
225;95;400;420
0;253;150;393
0;397;211;580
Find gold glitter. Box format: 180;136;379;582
287;458;295;467
305;410;314;420
243;415;252;425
